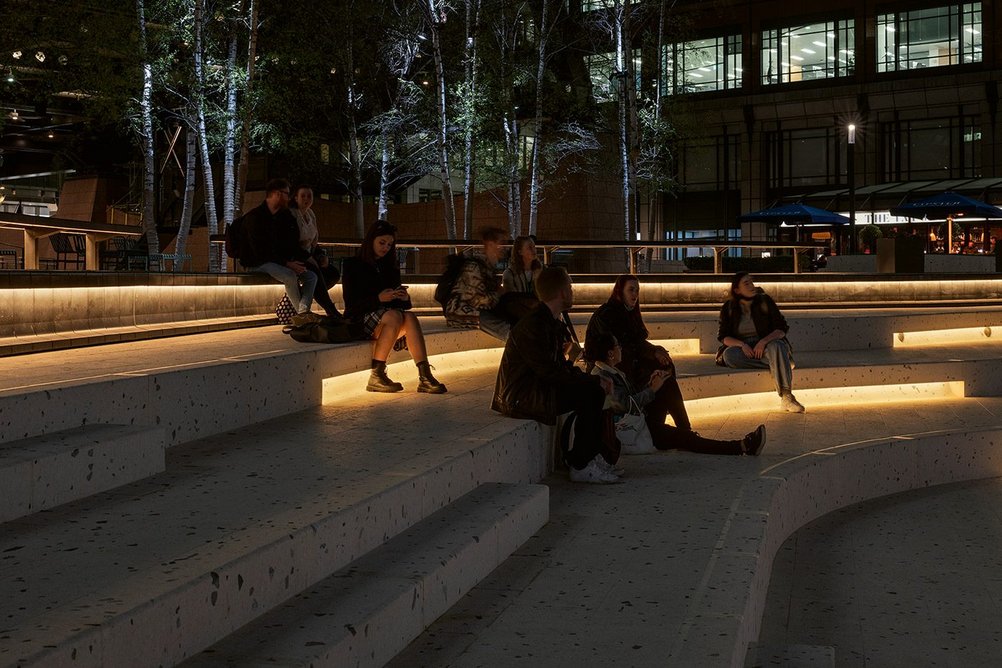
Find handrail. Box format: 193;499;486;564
209;235;830;274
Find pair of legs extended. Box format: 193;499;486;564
643;376;755;455
721;338;804;412
365;308;446;394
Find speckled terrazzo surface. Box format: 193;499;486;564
758;478;1002;668
388;396;1002;667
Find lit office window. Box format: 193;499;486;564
582;0;614;10
761;20;854;85
882;117;981;179
587;50;640;103
876;3;981;72
663;35;742;94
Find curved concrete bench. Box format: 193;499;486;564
668;425;1002;667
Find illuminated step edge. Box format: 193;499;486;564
685;380;966;418
893;326;996;347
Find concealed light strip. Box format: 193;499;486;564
893;326;995;347
684;381;965;418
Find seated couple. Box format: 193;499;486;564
445;228;542;341
491;268;766;485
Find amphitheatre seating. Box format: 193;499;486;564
3;304;1002;666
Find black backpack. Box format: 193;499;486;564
434;253;467;311
224;214;245;259
283;318;364;344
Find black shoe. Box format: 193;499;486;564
416;361;447;394
367;367;403;393
742;425;767;456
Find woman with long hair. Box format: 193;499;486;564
718;272;803;412
502;235;542;294
341;220;446;394
585;274;691;440
289;184;341;318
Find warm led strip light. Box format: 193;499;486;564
893;326;995;347
650;338;701;356
685;380;965;418
323;347;505;403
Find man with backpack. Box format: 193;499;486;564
443;227;511;341
232;178;319;327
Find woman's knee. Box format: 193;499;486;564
720;346;744;367
380;309;403;327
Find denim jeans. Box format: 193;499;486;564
249;262;317;314
478;309;512;342
721;337;794;395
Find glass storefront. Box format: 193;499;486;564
876;3;982;71
762;20;854;84
663;35;742;94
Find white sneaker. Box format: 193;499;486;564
596;457;626;476
781;392;806;413
569;456;621;484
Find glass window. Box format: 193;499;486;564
767;128;846;188
876;3;981;72
679;135;740;189
582;0;614;11
663;35;742;94
761;20;854;85
882;117;981;179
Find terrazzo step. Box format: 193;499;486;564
183;482;549;668
0;423;166;523
744;643;835;667
0;375;551;668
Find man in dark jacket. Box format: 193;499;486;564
238;178;319;326
492;267;617;484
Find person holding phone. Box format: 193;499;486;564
342;220;446;394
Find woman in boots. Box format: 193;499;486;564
342;220;446;394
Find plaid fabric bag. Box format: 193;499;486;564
276;295;296;324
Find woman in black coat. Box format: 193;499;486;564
585;274;692;441
341;220;446;394
718;272;803;412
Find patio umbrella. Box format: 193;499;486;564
890;192;1002;253
738;203;850;225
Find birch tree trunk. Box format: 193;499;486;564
614;0;634;267
174;124;197;267
424;0;457;239
136;0;160;255
377;133;391;221
503;114;521;238
348;126;365;233
235;0;258;215
527;0;552;236
222;27;238;234
462;0;481;240
194;0;222;272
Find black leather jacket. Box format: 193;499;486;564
492;303;600;424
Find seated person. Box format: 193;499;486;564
717;272;804;413
587;333;766;456
502;235;542;294
492;267;620;484
238;178;318;327
445;227;511;341
342;220;446;394
290;184;341;319
585;274;690;436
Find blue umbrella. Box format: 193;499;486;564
738;203;850;225
889;192;1002;220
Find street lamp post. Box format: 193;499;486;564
847;123;856;254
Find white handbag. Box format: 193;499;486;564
615;398;657;454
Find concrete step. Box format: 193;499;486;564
0;423;166;523
0;371;551;668
744;644;835;667
183;482;549;668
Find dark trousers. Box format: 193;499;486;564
651;423;743;455
557;381;607;470
645;377;691;433
305;263;341;317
